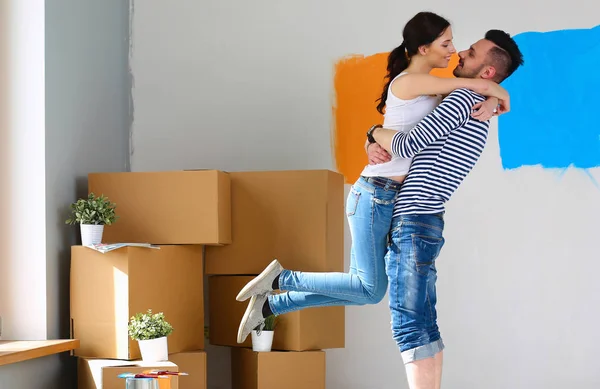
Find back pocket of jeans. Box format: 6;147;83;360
346;187;361;216
412;234;444;275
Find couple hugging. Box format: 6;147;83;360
235;11;523;389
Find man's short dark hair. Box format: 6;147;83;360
484;29;524;82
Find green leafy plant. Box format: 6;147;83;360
65;193;118;225
128;310;174;341
263;314;277;331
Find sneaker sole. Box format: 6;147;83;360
237;295;258;343
235;259;280;301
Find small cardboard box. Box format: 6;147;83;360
209;276;344;350
231;348;325;389
169;351;207;389
88;170;231;245
71;245;204;359
78;359;179;389
205;170;344;274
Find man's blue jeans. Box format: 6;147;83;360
268;177;447;365
268;176;399;314
386;212;446;364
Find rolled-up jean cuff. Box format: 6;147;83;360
401;339;445;364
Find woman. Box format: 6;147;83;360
236;11;509;343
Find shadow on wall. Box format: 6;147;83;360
331;52;458;184
56;176;90;340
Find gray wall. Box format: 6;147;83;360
0;0;130;388
45;0;131;342
0;357;68;389
131;1;600;388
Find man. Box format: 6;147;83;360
366;30;523;389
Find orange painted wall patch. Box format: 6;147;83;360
332;52;458;184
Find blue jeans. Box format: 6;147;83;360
268;176;400;315
386;213;446;364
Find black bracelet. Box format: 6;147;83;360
367;124;382;143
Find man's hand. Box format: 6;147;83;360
367;143;391;165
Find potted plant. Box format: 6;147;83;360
128;309;173;361
251;314;277;352
65;193;117;246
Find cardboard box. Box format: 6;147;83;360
71;245;204;359
231;348;325;389
78;359;179;389
169;351;207;389
88;170;231;245
205;170;344;274
209;276;344;350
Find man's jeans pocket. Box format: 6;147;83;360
412;234;445;275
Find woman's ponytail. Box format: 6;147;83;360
376;42;410;114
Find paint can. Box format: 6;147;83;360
125;377;159;389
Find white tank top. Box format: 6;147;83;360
361;72;442;178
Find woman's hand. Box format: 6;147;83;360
471;98;497;121
471;95;510;121
489;82;510;114
496;97;510;115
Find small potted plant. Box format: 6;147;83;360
65;193;117;246
251;314;277;352
128;309;173;361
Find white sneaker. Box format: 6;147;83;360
237;293;269;344
235;259;284;302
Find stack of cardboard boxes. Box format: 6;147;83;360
70;169;346;389
71;170;227;389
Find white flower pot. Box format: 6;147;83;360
138;336;169;361
251;330;274;352
80;224;104;246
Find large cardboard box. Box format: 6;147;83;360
231;348;325;389
71;245;204;359
205;170;344;274
169;351;207;389
78;359;179;389
209;276;344;350
88;170;231;245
